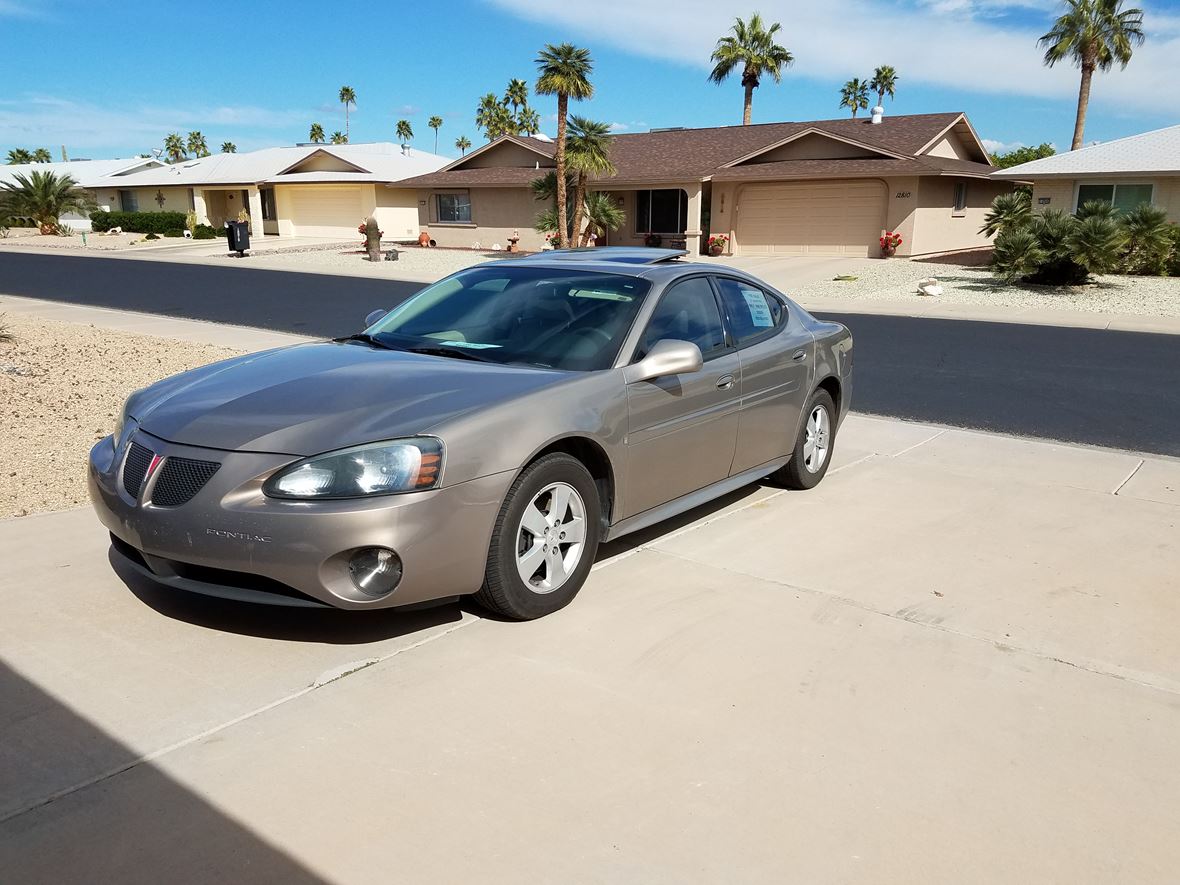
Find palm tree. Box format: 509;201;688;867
6;148;32;165
981;191;1032;237
396;119;414;147
535;42;594;247
31;148;52;163
186;131;209;157
0;170;96;234
505;78;530;117
581;190;625;245
339;85;357;140
427;115;444;153
708;14;794;126
565;117;616;247
869;65;898;108
330;131;347;145
163;133;187;163
455;135;472;156
1040;0;1144;150
221;142;237;153
309;122;325;144
839;78;870;117
476;92;513;140
518;107;541;136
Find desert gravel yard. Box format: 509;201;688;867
0;314;242;517
792;259;1180;317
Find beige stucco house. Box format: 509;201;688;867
992;124;1180;221
399;112;1008;258
2;143;447;237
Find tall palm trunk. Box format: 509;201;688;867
742;82;754;125
555;93;570;245
345;107;350;141
1070;58;1095;151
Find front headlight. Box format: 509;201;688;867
113;388;143;449
263;437;443;499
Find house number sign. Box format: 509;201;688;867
895;191;912;199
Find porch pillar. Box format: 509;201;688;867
192;189;209;226
684;181;704;255
246;186;264;238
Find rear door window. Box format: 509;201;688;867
713;277;785;345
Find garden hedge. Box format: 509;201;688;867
89;210;189;234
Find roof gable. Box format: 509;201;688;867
724;128;906;166
446;135;555;172
915;114;991;165
276;148;370;176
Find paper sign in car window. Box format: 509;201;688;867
741;288;774;327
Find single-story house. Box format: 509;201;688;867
0;156;165;230
1;143;449;237
398;112;1009;257
992;124;1180;220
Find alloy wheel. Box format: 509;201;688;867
516;482;587;593
803;405;831;473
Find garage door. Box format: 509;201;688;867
285;187;366;238
735;180;887;257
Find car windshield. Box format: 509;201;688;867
365;265;651;371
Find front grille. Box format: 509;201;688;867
151;457;220;507
122;442;154;498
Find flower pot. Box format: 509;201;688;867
709;245;724;257
881;245;897;258
417;232;430;247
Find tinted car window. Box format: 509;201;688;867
367;266;650;371
637;277;727;360
714;278;785;344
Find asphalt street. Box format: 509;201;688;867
3;250;1178;456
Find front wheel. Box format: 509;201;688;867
771;389;837;490
474;453;601;620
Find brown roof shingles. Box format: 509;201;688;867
399;113;986;188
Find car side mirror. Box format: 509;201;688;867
364;308;388;329
623;339;704;383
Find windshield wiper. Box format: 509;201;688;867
334;333;402;351
405;344;497;363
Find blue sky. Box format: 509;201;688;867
1;0;1177;161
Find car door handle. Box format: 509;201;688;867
791;350;807;362
716;374;735;390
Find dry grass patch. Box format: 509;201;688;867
0;314;243;518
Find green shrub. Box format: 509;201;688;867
192;224;218;240
90;210;188;234
1119;205;1172;275
1075;200;1117;223
988;201;1132;286
163;229;184;238
144;232;160;241
979;191;1031;238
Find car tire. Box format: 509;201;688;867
474;453;601;620
772;388;837;491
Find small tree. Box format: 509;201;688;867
0;170;97;235
221;142;237;153
428;115;443;153
990;143;1056;168
869;65;898;108
6;148;32;165
396;119;414;147
187;131;209;157
455;135;472;156
32;148;52;163
1119;203;1172;274
330;131;347;144
980;191;1032;237
309;122;326;143
581;191;625;245
339;86;357;141
163;133;187;163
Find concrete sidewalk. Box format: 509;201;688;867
2;302;1179;882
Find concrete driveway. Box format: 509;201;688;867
3;408;1179;882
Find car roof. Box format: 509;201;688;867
517;247;690;266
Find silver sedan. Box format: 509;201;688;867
89;248;852;619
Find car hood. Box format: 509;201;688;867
132;341;569;456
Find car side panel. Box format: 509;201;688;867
731;325;813;474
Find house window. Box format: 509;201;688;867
636;189;688;234
1076;183;1153;213
118;190;138;212
953;182;968;213
436;192;472;223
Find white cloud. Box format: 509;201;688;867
486;0;1180;116
608;122;628;131
0;94;314;154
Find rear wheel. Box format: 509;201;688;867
474;453;601;620
771;388;837;490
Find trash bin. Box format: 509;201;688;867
225;220;250;256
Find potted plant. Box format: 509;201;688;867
880;231;902;257
707;233;729;257
543;231;561;250
644;232;662;248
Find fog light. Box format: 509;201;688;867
348;547;402;598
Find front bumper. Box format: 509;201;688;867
88;429;514;610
